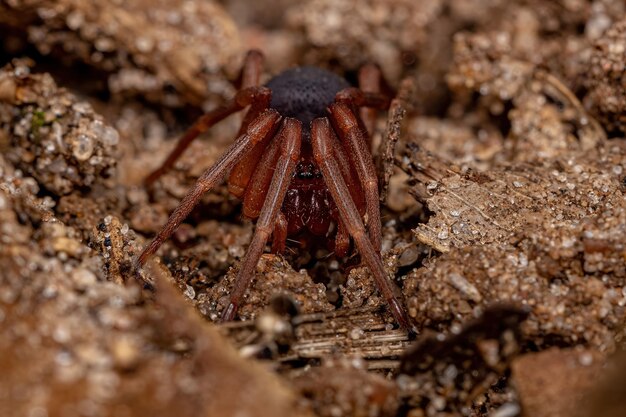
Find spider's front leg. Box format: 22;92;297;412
329;102;383;253
221;118;302;322
311;118;413;331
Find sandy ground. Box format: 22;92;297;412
1;1;626;416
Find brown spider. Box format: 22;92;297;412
137;50;412;330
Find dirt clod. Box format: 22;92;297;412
1;60;118;195
511;348;605;417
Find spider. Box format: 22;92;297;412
137;50;412;330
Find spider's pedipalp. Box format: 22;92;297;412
271;213;289;254
242;130;283;219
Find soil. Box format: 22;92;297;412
1;1;626;417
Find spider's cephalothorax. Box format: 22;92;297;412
138;50;412;330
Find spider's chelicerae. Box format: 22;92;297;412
137;50;411;330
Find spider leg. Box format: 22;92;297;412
334;219;350;258
146;51;266;186
329;102;383;252
271;213;288;254
221;118;302;322
145;86;272;185
327;124;365;256
241;130;283;219
358;63;383;137
328;125;366;212
145;86;271;186
335;87;390;111
239;49;264;90
137;110;282;267
237;50;268;133
311;117;412;330
227;51;276;197
226;51;276;198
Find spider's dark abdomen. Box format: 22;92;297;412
266;67;350;127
